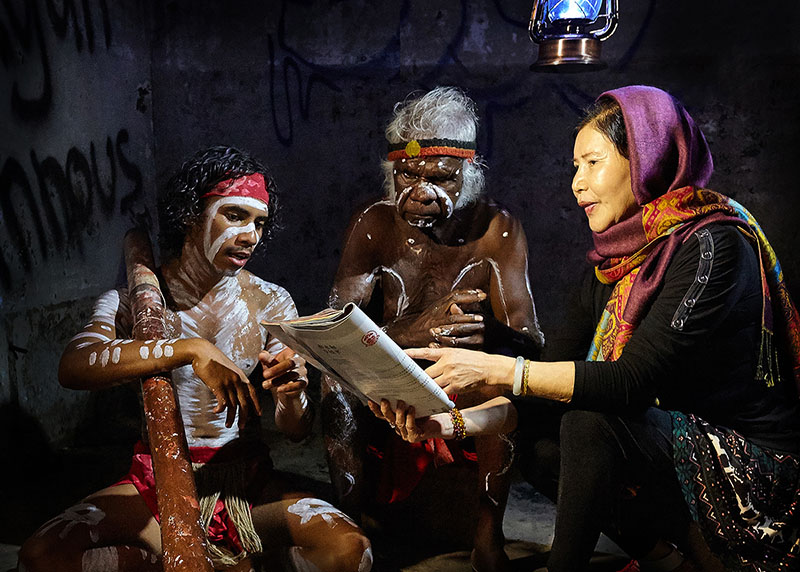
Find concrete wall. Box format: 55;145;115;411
1;0;799;496
1;0;155;450
150;0;800;326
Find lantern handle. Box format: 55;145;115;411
528;0;546;43
594;0;619;41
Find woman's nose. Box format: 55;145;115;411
572;169;585;196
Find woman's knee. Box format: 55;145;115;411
559;409;620;462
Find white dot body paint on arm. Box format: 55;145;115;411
139;346;150;360
100;348;110;367
111;347;121;364
89;352;97;366
69;332;113;344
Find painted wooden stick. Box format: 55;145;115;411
124;228;213;571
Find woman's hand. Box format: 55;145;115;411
259;346;308;397
190;339;262;428
367;399;450;443
405;347;515;395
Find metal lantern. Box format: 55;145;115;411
529;0;618;70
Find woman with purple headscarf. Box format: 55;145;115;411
369;86;800;571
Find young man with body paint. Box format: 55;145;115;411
19;146;372;572
322;87;543;571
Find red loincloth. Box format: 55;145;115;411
115;441;273;554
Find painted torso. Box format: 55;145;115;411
331;199;525;327
96;271;297;448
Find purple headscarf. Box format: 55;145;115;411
587;86;732;325
600;85;714;205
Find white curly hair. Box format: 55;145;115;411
382;86;486;207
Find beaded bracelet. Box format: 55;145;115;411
512;356;525;395
450;407;467;440
522;359;531;397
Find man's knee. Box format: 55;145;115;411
299;532;372;572
334;532;372;572
18;535;71;572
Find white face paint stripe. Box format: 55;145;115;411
422;182;454;218
203;197;268;265
204;222;257;264
396;186;414;209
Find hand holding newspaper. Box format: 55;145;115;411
261;303;454;417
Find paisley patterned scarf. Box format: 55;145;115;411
585;185;800;393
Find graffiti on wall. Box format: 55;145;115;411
0;131;143;290
1;0;112;119
0;0;146;292
265;0;652;152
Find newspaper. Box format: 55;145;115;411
261;303;454;417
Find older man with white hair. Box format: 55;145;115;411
323;87;543;571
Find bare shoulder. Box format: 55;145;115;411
348;198;398;230
238;271;297;317
483;201;526;244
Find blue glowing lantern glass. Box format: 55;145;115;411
529;0;618;70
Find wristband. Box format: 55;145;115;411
512;356;525;395
449;407;467;440
522;359;531;397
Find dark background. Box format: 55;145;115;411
2;0;799;545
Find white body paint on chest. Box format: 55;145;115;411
451;258;517;326
379;266;409;316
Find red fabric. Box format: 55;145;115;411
369;432;478;504
114;441;272;554
201;173;269;206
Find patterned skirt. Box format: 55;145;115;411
672;412;800;571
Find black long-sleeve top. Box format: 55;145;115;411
539;224;800;454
